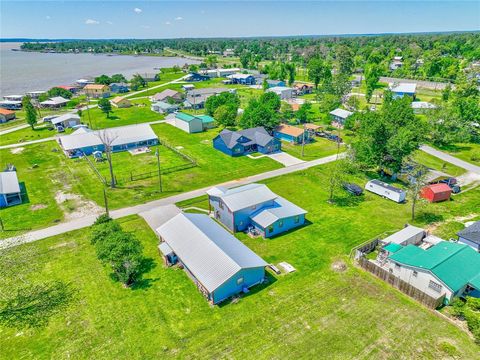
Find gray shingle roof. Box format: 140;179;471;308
458;221;480;245
218;127;274;149
156;213;267;292
0;171;20;194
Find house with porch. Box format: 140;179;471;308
40;96;70;108
185;72;210;82
0;170;22;208
50;113;81;130
58;124;158;158
156;213;267;304
227;73;256;85
213;127;281;156
151;101;179;114
389;82;417;99
207;183;307;238
330;108;353;128
274;124;310;144
150;89;183;103
109;83;130;94
110;96;131;108
83;84;111;98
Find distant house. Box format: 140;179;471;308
411;101;437;114
274;124;310;144
389;56;403;71
56;85;79;94
183;88;234;109
138;73;159;82
110;96;131;108
151;101;179;114
0;108;16;123
156;213;268;305
223;48;235;57
40;96;70;108
50;113;81;130
293;83;314;95
58;124;158;158
0;170;22;208
267;86;293;100
329;108;353;128
266;80;286;88
150;89;183;103
421;184;452;203
227;73;256;85
0;100;22;110
458;221;480;252
75;78;94;87
207;183;307;238
213;127;281;156
3;95;23;102
381;225;426;247
365;179;406;203
109;83;130;94
83;84;111;98
184;72;210;82
384;240;480;304
173;112;215;133
25;91;47;99
389;82;417;99
182;84;195;91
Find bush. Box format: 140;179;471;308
94;213;112;225
90;221;121;245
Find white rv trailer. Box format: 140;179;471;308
365;179;406;203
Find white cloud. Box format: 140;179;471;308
165;21;171;25
134;8;142;14
175;17;183;21
85;19;100;25
46;15;51;20
106;21;113;25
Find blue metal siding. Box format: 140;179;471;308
71;138;158;157
210;196;235;232
212;267;265;304
458;237;480;252
258;138;281;154
0;194;7;208
233;199;276;232
213;136;245;157
252;214;305;238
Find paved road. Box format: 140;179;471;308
420;145;480;174
0;153;343;249
0;123;30;135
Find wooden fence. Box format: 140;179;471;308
358;257;445;309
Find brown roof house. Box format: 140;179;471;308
84;84;111;98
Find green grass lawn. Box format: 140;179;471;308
0;125;61;146
435;143;480;166
281;137;343;160
1;164;479;358
412;150;466;177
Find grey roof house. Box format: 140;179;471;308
458;221;480;252
213;127;281;156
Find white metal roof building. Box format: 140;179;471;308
50;113;81;127
0;171;22;208
207;183;278;212
330;108;353;120
382;225;426;246
388;82;417;94
157;213;267;304
250;196;307;228
58;124;159;157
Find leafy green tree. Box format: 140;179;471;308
205;92;240;117
286;63;296;86
214;105;237;127
240;51;252;69
281;102;295;121
336;45;354;75
188;64;199;73
427;106;471;146
405;162;429;221
130;74;147;91
22;96;37;129
91;221;121;245
442;84;452;102
110;74;127;83
46;87;72;99
240;98;280;131
296;102;312;124
95;231;144;286
98;98;112;118
95;75;112;85
205;54;218;68
262;78;269;91
330;73;352;98
364;63;381;103
307;57;332;91
259;92;281;111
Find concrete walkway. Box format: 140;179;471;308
0;153;343;249
267;151;305;166
420;145;480;174
0;137;57;149
0;123;30;135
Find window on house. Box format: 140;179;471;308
268;226;274;233
294;216;300;224
412;271;418;277
237;277;244;285
278;220;283;227
219;202;224;210
428;280;442;293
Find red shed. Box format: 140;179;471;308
421;183;452;203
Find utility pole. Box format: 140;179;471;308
156;148;163;193
301;123;306;158
103;188;109;217
86;94;93;129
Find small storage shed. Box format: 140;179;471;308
50;113;81;129
365;179;406;203
421;183;452;203
0;108;16;123
382;225;425;246
174;112;214;133
110;96;131;108
329;108;353;128
274;124;309;144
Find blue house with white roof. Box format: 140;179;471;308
207;183;307;238
156;213;267;304
389;82;417;99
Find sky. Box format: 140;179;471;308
1;1;479;39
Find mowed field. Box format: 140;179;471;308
1;163;479;359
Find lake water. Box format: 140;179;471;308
0;43;198;97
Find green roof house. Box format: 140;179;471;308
173;112;216;134
387;241;480;304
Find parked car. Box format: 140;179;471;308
343;182;363;196
315;131;343;143
431;177;461;194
